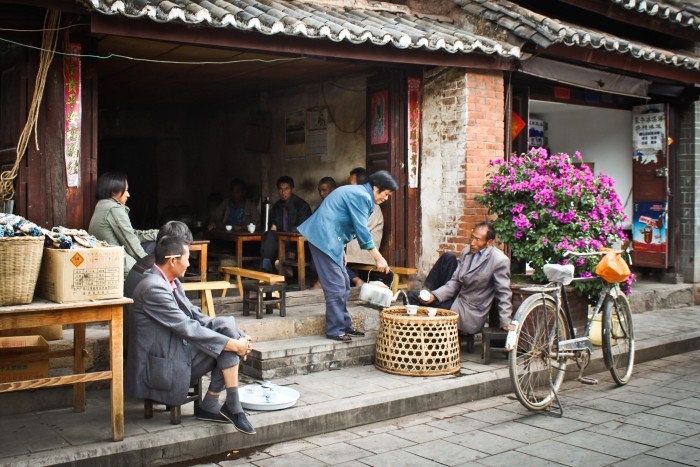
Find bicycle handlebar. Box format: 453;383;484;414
563;246;632;258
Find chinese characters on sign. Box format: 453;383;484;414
63;43;81;187
407;77;421;188
632;103;665;165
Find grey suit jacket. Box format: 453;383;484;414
432;246;513;334
125;268;235;405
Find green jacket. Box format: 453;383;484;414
88;198;157;274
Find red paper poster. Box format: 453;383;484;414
63;43;81;187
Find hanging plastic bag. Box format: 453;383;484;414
595;248;631;283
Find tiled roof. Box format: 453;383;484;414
611;0;700;30
455;0;700;70
82;0;521;58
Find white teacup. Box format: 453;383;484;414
405;304;418;315
427;307;437;317
247;223;256;233
225;225;233;231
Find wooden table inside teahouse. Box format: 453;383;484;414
186;239;209;282
0;297;131;442
207;230;262;267
277;232;308;290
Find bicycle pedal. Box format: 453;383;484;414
577;376;598;385
559;337;594;353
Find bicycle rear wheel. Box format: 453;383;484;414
509;294;570;411
602;293;634;385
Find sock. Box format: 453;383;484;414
200;391;222;413
225;387;243;414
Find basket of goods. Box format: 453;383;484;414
0;213;45;306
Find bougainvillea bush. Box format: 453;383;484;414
476;148;633;303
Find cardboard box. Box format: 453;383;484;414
0;335;49;383
36;247;124;303
0;325;63;341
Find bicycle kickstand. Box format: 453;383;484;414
576;366;598;386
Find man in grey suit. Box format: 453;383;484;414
125;235;256;434
421;222;515;335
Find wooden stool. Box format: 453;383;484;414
481;327;508;364
144;378;202;425
242;282;286;319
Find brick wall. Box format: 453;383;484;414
418;68;504;278
677;101;700;283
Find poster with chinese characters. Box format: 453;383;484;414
632;103;665;165
407;77;421;188
63;43;82;187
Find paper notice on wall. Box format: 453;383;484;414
306;106;328;159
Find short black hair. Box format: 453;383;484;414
474;221;496;241
95;172;128;200
276;176;294;188
156;221;193;244
318;177;337;189
368;170;398;192
230;178;246;190
350;167;368;184
155;235;187;265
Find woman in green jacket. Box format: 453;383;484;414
88;172;157;275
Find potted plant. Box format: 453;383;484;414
476;148;633;318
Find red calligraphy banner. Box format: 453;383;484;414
63;43;81;187
407;77;421;188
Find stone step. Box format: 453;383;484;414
243;333;377;380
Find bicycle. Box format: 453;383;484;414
506;248;634;416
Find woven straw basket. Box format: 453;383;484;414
375;306;461;376
0;236;44;306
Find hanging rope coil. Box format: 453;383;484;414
0;10;60;202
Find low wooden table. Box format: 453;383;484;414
0;297;131;441
277;232;307;290
207;230;262;267
186;239;209;282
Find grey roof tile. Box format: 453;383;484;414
611;0;700;29
82;0;521;57
455;0;700;70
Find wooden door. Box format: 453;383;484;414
631;103;669;268
366;69;414;267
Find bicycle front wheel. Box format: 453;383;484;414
509;294;570;411
602;293;634;385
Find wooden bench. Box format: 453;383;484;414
219;266;285;297
351;264;418;295
181;281;230;318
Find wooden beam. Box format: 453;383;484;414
89;14;516;71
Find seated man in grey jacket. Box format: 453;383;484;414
125;235;256;434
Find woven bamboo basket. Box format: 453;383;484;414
0;236;44;306
375;306;460;376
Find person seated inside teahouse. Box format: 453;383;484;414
208;178;260;231
88;171;158;276
260;175;312;275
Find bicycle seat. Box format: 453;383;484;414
543;264;575;285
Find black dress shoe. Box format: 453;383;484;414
346;329;365;337
329;334;352;342
220;405;256;435
194;406;228;423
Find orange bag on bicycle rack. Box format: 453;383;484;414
595;248;631;283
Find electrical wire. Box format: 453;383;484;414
0;35;302;66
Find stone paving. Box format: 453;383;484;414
1;305;699;466
194;350;700;467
